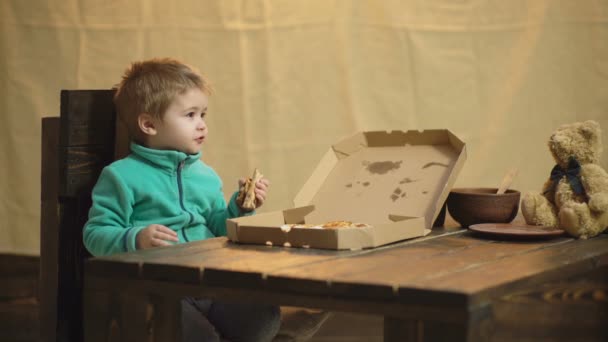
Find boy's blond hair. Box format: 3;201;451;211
113;58;211;141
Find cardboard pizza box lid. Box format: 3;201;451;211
227;129;466;250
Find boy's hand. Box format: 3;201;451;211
136;224;179;250
238;177;270;209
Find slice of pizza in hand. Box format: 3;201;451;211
237;168;264;211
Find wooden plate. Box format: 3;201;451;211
468;223;566;238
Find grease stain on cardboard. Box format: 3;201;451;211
363;160;403;175
399;177;418;184
390;187;406;202
346;181;372;188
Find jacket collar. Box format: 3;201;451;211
130;143;201;173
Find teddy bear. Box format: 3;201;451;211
521;120;608;239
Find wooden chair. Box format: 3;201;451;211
40;90;124;342
40;90;329;342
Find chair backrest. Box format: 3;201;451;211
40;90;128;342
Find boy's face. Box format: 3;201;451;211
145;87;209;155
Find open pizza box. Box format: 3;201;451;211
227;129;466;250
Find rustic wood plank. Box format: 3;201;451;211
84;258;143;280
258;234;507;295
150;248;346;285
0;297;40;342
59;89;116;147
53;198;93;341
0;253;39;299
134;232;603;314
140;240;348;284
89;227;464;275
260;234;602;312
114;116;130;160
488;266;608;342
86;238;229;280
52;90;128;342
89;230;606;304
86;230;473;308
102;236;229;262
268;273;401;303
136;229;467;285
83;275;469;323
40;117;60;342
50;90;120;341
285;216;510;284
423;235;608;303
271;231;490;278
59;90;117;198
265;234;572;293
0;253;40;342
59;145;115;198
41;117;60;203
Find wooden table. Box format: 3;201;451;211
83;225;608;342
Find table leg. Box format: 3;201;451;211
149;294;182;341
384;316;469;342
84;289;181;341
384;317;421;341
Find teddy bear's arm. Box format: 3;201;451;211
580;164;608;212
540;178;556;203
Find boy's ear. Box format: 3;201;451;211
137;113;157;136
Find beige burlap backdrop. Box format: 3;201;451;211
1;0;607;254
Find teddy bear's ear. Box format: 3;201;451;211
580;120;600;140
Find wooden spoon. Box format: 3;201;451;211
497;168;518;194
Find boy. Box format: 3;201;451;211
83;58;280;341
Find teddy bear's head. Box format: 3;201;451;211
549;120;603;168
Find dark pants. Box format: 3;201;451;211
182;297;281;342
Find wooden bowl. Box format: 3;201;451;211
447;188;520;228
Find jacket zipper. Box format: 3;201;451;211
177;159;195;242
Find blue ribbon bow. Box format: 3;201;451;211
545;156;586;196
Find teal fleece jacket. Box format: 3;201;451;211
83;143;250;256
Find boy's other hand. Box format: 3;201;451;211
136;224;179;250
238;177;270;209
